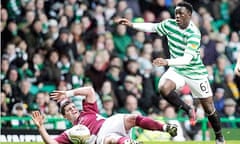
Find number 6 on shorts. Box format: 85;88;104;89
185;77;213;99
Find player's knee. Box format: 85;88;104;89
159;80;176;96
125;114;138;123
159;87;171;96
124;114;139;130
204;105;216;115
200;97;216;115
206;108;216;116
104;136;117;144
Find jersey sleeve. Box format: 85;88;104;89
82;100;99;113
54;132;72;144
155;19;169;36
185;33;201;57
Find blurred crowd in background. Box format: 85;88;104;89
1;0;240;141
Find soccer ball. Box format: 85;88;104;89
67;124;91;144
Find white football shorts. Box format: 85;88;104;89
158;67;213;98
96;114;129;144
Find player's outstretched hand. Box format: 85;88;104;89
114;18;133;27
50;90;67;103
153;58;168;66
32;111;44;128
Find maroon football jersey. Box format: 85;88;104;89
54;101;105;143
73;101;105;135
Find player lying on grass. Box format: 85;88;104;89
32;86;177;144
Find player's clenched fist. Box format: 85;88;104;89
114;18;133;27
153;58;168;66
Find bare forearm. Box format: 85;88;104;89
132;23;157;32
67;86;96;103
67;86;94;96
38;126;58;144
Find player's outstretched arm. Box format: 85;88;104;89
32;111;59;144
50;86;96;103
115;18;157;32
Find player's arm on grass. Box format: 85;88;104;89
31;111;59;144
50;86;96;103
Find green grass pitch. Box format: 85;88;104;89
1;141;240;144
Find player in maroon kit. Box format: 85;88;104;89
32;86;178;144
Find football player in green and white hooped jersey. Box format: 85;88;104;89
155;18;208;80
116;2;225;144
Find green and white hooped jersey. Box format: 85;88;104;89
155;19;208;80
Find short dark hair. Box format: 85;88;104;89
176;2;193;14
60;100;72;115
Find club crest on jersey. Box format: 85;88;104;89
191;44;198;49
